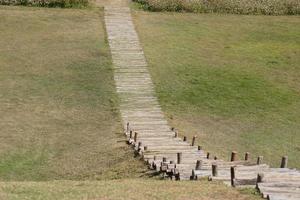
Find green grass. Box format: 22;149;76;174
0;179;261;200
132;10;300;168
0;6;146;181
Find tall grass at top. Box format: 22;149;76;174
135;0;300;15
0;0;88;8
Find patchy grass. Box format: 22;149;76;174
132;10;300;168
0;6;146;181
0;179;261;200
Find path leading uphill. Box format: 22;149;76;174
104;2;300;200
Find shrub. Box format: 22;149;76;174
0;0;88;8
135;0;300;15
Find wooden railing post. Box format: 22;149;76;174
137;142;142;151
212;164;218;177
231;151;237;161
280;156;288;168
126;122;130;133
174;131;178;138
230;166;236;187
191;135;197;146
257;156;263;165
245;152;250;161
177;152;182;164
163;157;167;162
207;152;210;159
195;160;202;170
134;132;138;143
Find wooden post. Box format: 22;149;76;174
183;136;187;142
177;152;182;164
126;122;130;133
256;173;264;190
230;166;236;187
280;156;288;168
198;146;202;151
257;156;263;165
245;152;250;161
257;173;264;183
153;156;157;161
137;142;142;151
170;160;174;164
163;157;167;163
207;152;210;159
129;131;133;139
144;146;148;151
214;156;218;160
212;164;218;177
191;135;197;146
231;151;237;161
195;160;202;170
175;131;178;138
171;127;175;131
134;132;138;142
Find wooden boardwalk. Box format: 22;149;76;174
104;4;300;200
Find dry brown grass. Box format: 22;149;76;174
0;6;146;181
0;179;261;200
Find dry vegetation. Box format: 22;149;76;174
0;179;261;200
0;6;146;181
134;0;300;15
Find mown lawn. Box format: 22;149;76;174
0;6;146;181
0;179;260;200
132;10;300;168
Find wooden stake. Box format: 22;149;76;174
170;160;174;164
129;130;133;139
137;142;142;151
175;131;178;138
195;160;202;170
231;151;237;161
144;146;148;151
207;152;210;159
183;136;187;142
214;156;218;160
230;166;236;187
134;132;138;142
126;122;130;133
162;157;167;163
212;164;218;177
198;146;202;151
177;152;182;164
245;152;250;161
191;135;197;146
257;156;263;165
280;156;288;168
257;173;264;183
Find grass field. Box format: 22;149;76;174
0;6;146;181
0;5;262;200
0;179;260;200
132;10;300;168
